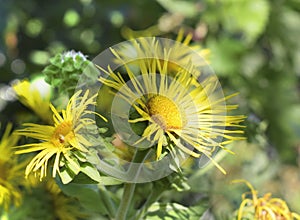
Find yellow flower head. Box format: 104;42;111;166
12;79;52;123
15;90;105;181
232;179;300;220
0;123;25;211
99;37;244;174
114;29;210;74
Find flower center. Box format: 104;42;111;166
52;121;74;147
147;95;183;130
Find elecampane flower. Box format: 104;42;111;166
13;79;52;123
116;29;210;72
233;179;300;220
15;90;104;180
99;37;245;174
0;123;26;211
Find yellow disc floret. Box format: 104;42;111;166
147;95;184;130
52;121;74;147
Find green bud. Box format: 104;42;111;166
43;50;98;97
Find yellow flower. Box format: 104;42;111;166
232;179;300;220
15;90;105;181
12;79;52;123
0;123;25;211
114;29;210;73
99;37;244;174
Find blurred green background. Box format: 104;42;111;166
1;0;300;218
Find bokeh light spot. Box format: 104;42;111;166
0;85;15;101
25;19;43;37
29;51;50;65
11;59;25;74
110;11;124;27
80;29;94;45
63;9;80;27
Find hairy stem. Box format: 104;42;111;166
115;183;136;220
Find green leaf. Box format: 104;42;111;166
145;202;207;220
70;163;122;185
87;148;102;164
170;175;190;192
80;162;102;182
98;127;109;134
72;171;123;186
100;176;123;185
73;150;87;162
57;181;108;214
49;54;62;67
70;172;99;184
59;166;76;184
65;156;81;175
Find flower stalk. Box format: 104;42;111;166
115;183;136;220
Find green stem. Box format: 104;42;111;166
115;183;136;220
98;185;117;218
115;149;152;220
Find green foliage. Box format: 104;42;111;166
43;51;98;97
207;37;246;76
219;0;270;43
58;181;108;214
145;202;207;220
1;0;300;219
156;0;199;18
